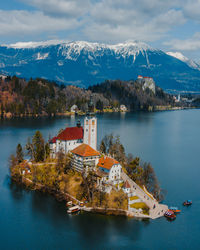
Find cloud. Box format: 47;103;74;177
164;32;200;51
183;0;200;21
0;10;80;37
22;0;91;18
84;1;185;42
0;0;195;44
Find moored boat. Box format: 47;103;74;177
183;200;192;206
164;210;176;220
169;207;181;213
66;201;73;207
67;205;80;214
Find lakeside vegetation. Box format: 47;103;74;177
10;131;164;216
0;75;183;118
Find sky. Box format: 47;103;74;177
0;0;200;60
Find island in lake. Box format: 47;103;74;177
10;101;168;219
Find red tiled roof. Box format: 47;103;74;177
71;143;100;157
57;126;83;141
49;136;57;143
98;156;119;170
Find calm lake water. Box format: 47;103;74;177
0;110;200;249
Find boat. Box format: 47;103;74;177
67;205;80;214
164;210;176;220
183;200;192;206
66;201;72;207
80;202;84;207
169;207;181;213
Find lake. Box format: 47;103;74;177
0;110;200;249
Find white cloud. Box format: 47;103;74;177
84;2;185;42
0;0;198;47
0;10;80;36
183;0;200;21
22;0;91;17
164;33;200;51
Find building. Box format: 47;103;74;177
83;116;97;150
71;143;100;172
70;104;78;113
50;114;98;157
49;122;83;158
122;180;131;194
120;104;128;112
97;156;122;184
137;75;156;94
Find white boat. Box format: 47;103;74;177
67;205;80;214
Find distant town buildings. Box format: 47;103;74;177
120;104;128;112
137;75;156;94
70;104;78;113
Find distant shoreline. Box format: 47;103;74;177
0;106;197;119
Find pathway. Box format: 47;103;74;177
121;172;168;219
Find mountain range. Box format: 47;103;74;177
0;40;200;92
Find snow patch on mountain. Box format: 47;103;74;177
166;52;188;62
36;53;49;60
4;40;67;49
167;51;200;70
56;40;158;63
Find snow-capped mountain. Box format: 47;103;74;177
166;52;200;71
1;40;200;91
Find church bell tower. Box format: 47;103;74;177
83;95;97;150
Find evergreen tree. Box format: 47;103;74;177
16;144;23;163
45;143;50;159
96;99;104;111
32;131;45;162
25;137;34;159
100;140;106;154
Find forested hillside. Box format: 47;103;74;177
89;80;174;110
0;76;175;118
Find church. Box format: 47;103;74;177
50;96;98;158
49;116;97;158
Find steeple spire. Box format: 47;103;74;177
87;95;95;116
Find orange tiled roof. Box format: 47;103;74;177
98;156;119;170
123;180;131;189
71;144;100;157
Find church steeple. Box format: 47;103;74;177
84;95;97;150
87;95;95;116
